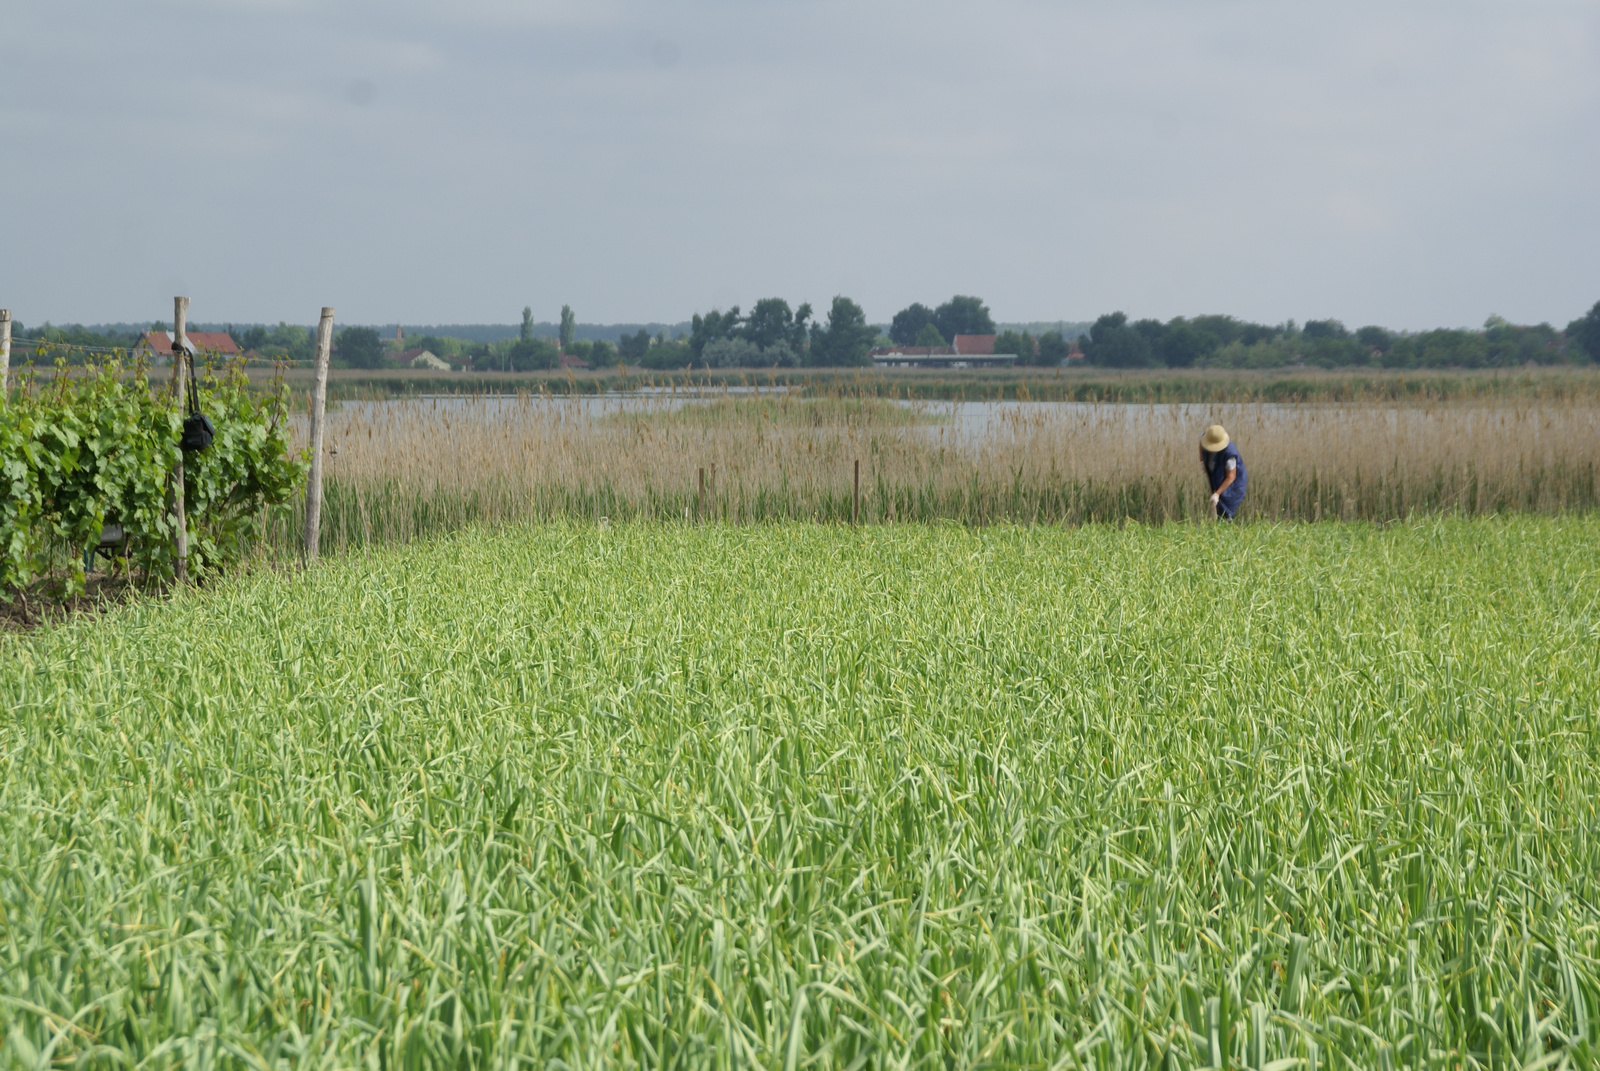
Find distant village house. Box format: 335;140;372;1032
379;329;450;369
870;333;1017;369
396;348;450;370
132;330;240;365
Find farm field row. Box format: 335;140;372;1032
3;519;1599;1068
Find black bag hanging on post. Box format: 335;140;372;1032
180;352;215;453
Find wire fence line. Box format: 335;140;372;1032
5;337;312;366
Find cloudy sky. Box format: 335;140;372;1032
3;0;1598;330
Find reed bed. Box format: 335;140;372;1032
4;519;1598;1068
276;393;1600;550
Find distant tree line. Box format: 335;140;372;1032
6;322;143;353
441;297;1600;372
7;298;1599;371
680;296;879;368
1077;304;1600;370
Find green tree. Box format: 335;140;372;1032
337;326;385;369
1081;312;1155;368
1133;318;1167;355
228;323;313;362
890;303;938;345
1303;319;1350;340
1302;335;1368;368
509;337;559;371
913;323;946;348
589;339;618;367
744;298;812;352
1189;315;1279;348
1036;331;1071;366
1356;326;1394;354
808;296;876;367
1159;319;1219;368
1484;318;1560;365
559;305;576;351
639;338;693;370
618;329;653;365
933;296;995;342
994;329;1035;363
702;338;762;368
235;326;268;353
521;306;534;342
1385;329;1489;369
1566;301;1600;362
276;324;314;363
689;308;741;359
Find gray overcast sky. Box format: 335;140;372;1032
3;0;1598;330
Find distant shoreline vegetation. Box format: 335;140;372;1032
1078;310;1596;371
246;365;1600;407
8;295;1599;371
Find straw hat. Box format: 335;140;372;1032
1200;424;1230;452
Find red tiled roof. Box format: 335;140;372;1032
953;334;996;355
137;330;240;355
559;353;589;370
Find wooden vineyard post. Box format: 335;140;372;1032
697;467;706;524
303;307;335;563
170;297;190;583
853;459;860;527
0;309;11;399
0;308;11;400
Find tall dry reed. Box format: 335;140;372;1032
274;392;1600;549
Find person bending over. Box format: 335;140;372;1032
1199;424;1247;520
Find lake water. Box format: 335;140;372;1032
328;394;1342;443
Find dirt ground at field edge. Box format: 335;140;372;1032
1;573;157;633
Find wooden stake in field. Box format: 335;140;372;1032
697;467;706;524
303;307;335;563
853;458;861;526
0;309;11;400
170;297;190;583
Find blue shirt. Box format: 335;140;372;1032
1203;444;1247;515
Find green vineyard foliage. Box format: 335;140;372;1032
0;355;305;596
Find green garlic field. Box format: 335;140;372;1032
3;520;1599;1069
